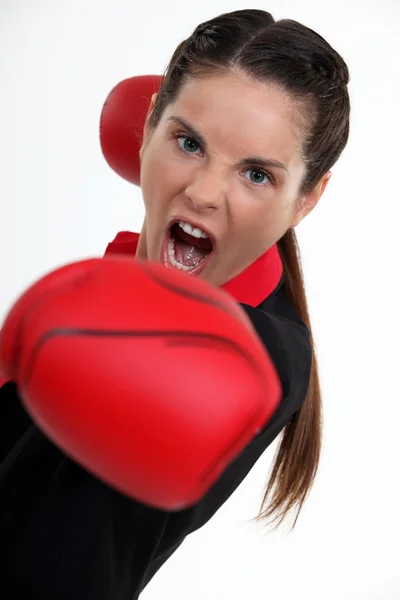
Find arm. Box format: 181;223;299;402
0;378;172;600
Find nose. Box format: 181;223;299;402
184;167;226;212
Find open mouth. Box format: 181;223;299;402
162;220;214;276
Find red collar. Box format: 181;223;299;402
104;231;283;307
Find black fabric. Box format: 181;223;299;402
0;277;312;599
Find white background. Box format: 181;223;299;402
1;0;400;598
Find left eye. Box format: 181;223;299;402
244;168;270;185
177;136;201;154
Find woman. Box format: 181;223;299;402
0;8;350;600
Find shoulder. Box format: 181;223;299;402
240;275;312;434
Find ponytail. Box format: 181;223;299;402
255;229;322;529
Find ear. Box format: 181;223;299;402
143;93;158;141
140;93;158;161
290;170;332;229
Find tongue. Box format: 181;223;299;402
175;240;209;266
171;223;212;267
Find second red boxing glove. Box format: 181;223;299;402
0;256;281;510
100;75;162;186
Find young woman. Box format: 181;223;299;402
0;8;350;600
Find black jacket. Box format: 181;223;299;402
0;275;312;599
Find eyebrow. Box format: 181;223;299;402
167;116;289;172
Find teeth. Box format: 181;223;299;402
179;220;209;239
167;235;206;272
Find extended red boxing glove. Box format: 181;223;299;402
100;75;162;185
0;257;281;510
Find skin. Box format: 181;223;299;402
137;72;331;287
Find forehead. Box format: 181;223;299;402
165;73;304;166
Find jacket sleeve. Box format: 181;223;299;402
0;379;171;600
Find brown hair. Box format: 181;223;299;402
148;9;350;529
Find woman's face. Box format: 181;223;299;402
138;72;329;287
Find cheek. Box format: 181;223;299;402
229;194;291;253
230;196;276;234
141;146;184;205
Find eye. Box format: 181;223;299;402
175;134;202;155
243;168;273;187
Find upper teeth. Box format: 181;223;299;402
178;220;209;239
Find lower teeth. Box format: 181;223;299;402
168;236;206;272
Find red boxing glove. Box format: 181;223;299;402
0;257;281;510
100;75;162;186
